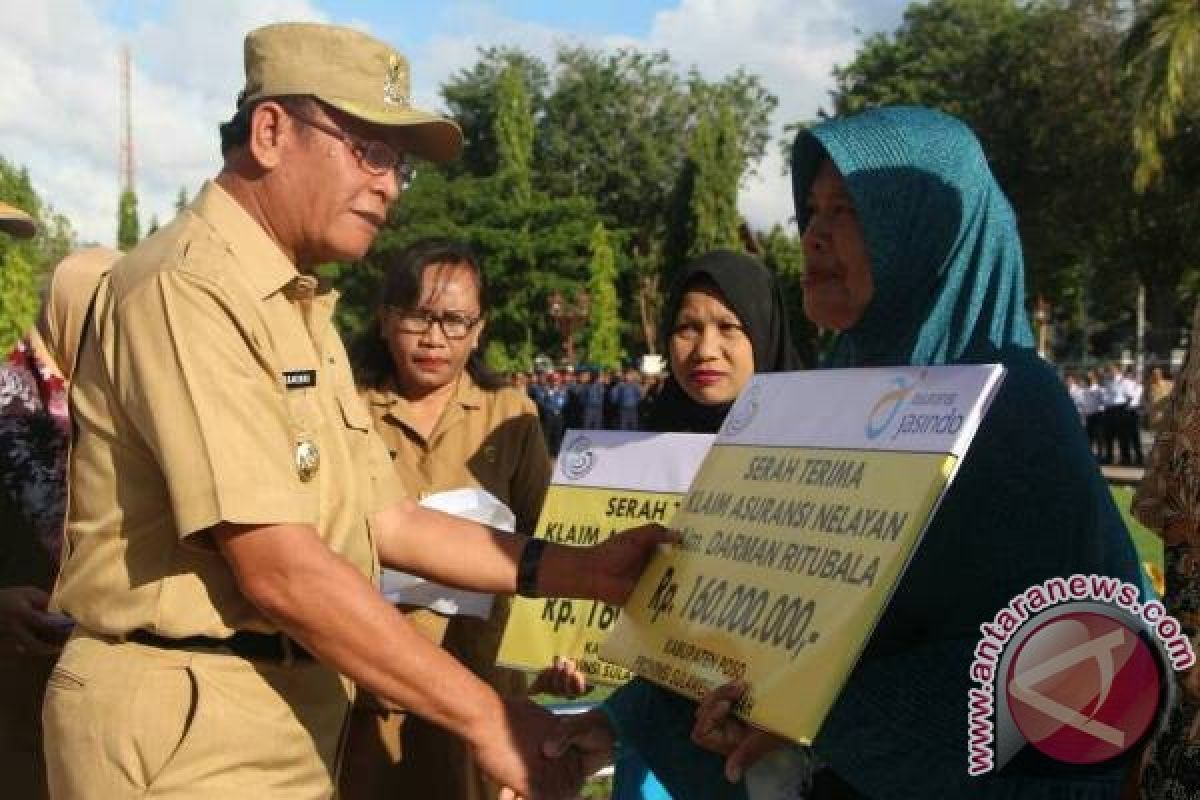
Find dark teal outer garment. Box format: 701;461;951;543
603;107;1147;799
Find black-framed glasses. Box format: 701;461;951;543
289;111;416;189
389;308;480;339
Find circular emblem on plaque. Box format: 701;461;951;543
723;382;763;435
562;435;595;480
295;438;320;482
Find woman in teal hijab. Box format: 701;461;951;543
782;104;1147;797
556;106;1150;799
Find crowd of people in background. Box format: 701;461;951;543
523;359;1180;463
515;367;666;454
1063;363;1176;468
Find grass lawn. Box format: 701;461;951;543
1110;485;1164;592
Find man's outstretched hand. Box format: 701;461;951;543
541;524;678;605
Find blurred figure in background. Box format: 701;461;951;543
581;368;607;430
1065;372;1087;422
1146;366;1174;432
0;243;119;800
609;369;643;431
537;371;568;454
1085;368;1107;460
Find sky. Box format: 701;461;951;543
0;0;910;247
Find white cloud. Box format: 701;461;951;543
400;0;908;232
0;0;906;245
640;0;907;232
405;5;591;112
0;0;326;246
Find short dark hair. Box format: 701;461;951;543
350;238;505;391
218;95;317;157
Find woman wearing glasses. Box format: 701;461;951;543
339;238;555;800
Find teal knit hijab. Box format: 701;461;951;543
791;106;1035;368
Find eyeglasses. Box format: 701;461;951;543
389;308;480;339
289;110;416;189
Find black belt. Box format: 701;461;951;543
128;629;314;662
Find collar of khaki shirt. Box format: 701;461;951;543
365;373;485;445
190;180;336;303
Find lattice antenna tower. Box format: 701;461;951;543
119;45;134;194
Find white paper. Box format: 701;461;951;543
380;487;516;618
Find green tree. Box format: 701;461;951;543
117;188;140;250
495;65;535;205
759;224;818;365
824;0;1198;362
337;46;778;364
683;99;743;260
1122;0;1200;189
441;48;550;179
0;246;38;352
338;167;602;371
175;186;190;213
0;156;77;351
586;222;622;368
442;45;777;355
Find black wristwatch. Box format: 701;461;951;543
516;538;548;597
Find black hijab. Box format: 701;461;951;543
648;249;802;433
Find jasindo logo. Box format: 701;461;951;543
865;376;916;439
866;371;966;441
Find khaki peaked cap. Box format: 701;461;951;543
240;22;463;163
0;201;36;238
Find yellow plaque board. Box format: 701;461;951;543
601;365;1005;742
498;431;712;685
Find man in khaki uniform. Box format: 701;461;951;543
44;22;667;800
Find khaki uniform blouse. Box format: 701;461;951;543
362;376;550;531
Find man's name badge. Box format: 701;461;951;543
296;437;320;482
283;370;317;390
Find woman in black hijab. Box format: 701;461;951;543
547;249;803;800
648;248;803;434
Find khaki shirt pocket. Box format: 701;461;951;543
337;384;373;433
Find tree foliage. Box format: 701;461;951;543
0;157;77;352
760;224;818;366
586;222;622;368
495;64;535;205
117;188;140;250
822;0;1200;362
682;100;744;260
1122;0;1200;189
336;44;777;367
